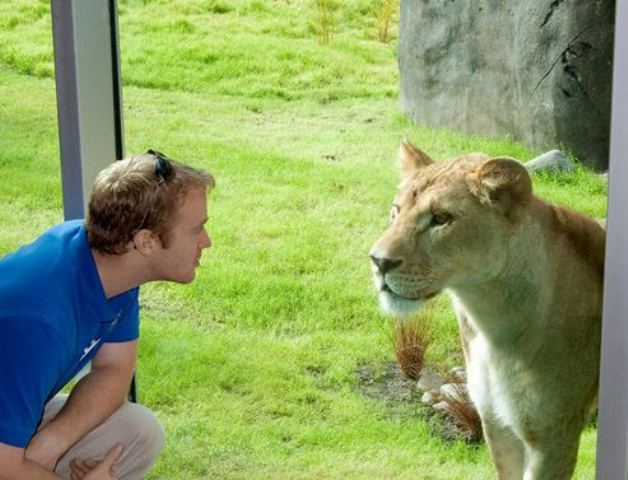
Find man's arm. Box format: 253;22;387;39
0;442;122;480
25;341;137;470
0;443;64;479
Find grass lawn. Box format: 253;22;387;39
0;0;606;478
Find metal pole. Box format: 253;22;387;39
50;0;125;219
596;0;628;476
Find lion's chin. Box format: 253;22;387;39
378;290;424;318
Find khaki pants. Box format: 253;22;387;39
42;395;165;480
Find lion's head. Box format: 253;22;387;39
369;141;532;317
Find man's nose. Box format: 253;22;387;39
201;230;212;249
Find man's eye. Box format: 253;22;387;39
390;204;400;222
431;212;452;226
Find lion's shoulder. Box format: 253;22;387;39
532;199;606;282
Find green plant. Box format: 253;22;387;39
375;0;399;43
315;0;334;45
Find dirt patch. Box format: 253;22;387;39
354;361;430;425
356;361;423;405
355;361;483;444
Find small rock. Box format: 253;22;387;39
525;150;576;174
449;367;466;382
433;401;452;415
421;390;439;405
417;370;445;392
440;383;466;404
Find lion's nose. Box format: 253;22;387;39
369;255;402;274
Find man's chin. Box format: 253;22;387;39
181;271;196;284
378;290;424;318
162;270;196;284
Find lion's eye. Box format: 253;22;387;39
431;211;452;227
390;204;400;222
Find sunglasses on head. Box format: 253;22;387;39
146;149;173;184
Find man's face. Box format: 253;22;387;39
154;188;211;283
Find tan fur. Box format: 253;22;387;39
370;142;605;480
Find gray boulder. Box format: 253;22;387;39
398;0;615;170
525;149;576;173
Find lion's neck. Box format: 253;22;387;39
448;263;542;346
447;197;604;346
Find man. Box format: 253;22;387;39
0;150;215;479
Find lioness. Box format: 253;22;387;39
369;141;604;479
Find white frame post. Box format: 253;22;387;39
51;0;124;220
596;0;628;477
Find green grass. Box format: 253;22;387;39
0;0;606;478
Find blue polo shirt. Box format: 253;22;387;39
0;220;139;448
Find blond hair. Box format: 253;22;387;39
86;152;215;254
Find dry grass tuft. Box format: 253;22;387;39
439;377;483;443
392;315;432;381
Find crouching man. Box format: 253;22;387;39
0;151;215;479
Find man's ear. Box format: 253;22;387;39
399;140;434;180
467;157;532;223
132;229;160;256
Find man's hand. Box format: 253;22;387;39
69;458;97;480
70;444;122;480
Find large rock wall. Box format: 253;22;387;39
398;0;615;170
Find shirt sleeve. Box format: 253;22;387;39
105;289;140;343
0;318;65;448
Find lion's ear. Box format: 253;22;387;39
399;140;434;179
467;157;532;223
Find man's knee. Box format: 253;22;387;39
54;402;165;479
120;403;165;459
112;403;165;479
